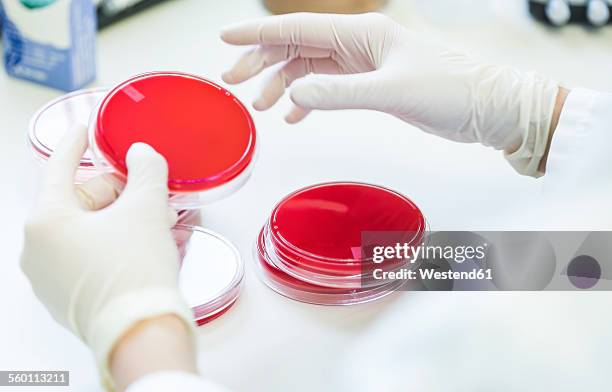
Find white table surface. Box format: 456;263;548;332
1;1;612;390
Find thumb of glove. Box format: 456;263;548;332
290;71;384;111
120;143;170;208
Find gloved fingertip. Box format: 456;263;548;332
219;27;235;43
289;81;316;109
126;142;168;177
284;113;298;124
252;98;268;111
70;122;89;142
222;71;237;84
121;142;169;201
51;123;89;162
43;123;91;203
126;142;158;161
285;112;301;124
219;28;229;41
285;105;311;124
219;23;250;45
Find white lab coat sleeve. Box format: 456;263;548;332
125;371;233;392
544;88;612;189
499;88;612;230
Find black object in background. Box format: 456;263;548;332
528;0;612;27
97;0;172;29
0;0;172;37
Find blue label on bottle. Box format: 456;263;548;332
1;0;96;91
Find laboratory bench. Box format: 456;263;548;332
1;0;611;390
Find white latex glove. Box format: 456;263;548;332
20;125;195;390
221;12;559;176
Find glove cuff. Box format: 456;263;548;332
85;288;196;391
504;74;559;177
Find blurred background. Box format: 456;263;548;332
3;0;611;92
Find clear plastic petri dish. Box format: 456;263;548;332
175;210;203;260
254;228;406;306
28;82;248;325
88;71;257;209
263;182;426;288
28;88;107;183
174;223;244;325
262;224;417;289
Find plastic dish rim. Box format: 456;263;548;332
174;224;245;321
253;227;408;306
267;181;427;264
262;221;429;289
87;71;257;196
28;87;109;168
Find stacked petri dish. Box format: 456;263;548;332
27;72;255;324
28;88;107;183
174;217;244;325
254;182;427;305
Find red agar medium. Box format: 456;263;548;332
270;182;425;263
256;229;405;305
94;72;256;192
257;229;350;294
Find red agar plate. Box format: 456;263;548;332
90;72;256;202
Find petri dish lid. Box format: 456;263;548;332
254;228;405;305
269;182;426;265
174;224;244;325
262;221;415;288
29;88;107;169
91;72;257;194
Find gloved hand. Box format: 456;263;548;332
20;125;195;390
221;12;560;176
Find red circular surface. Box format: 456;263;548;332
270;182;425;263
94;72;256;192
269;235;409;277
257;229;365;295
